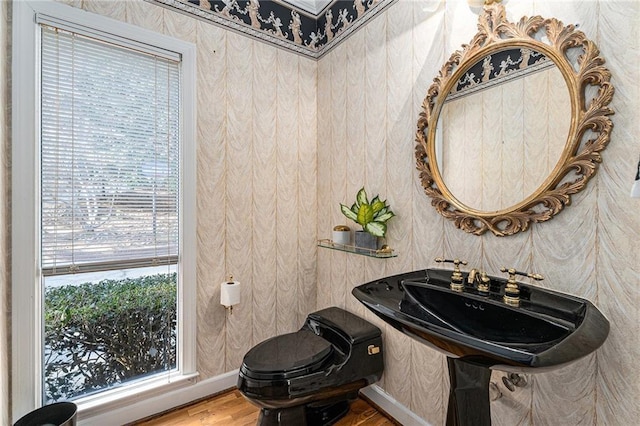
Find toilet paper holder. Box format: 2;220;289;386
221;274;241;315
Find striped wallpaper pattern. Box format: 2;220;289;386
0;1;638;425
317;0;639;424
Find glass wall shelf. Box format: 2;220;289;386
317;239;397;259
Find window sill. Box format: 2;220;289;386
77;371;200;420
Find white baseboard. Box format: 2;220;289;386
360;384;432;426
79;370;239;425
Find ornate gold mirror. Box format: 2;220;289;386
415;4;614;236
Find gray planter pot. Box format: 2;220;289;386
355;231;378;253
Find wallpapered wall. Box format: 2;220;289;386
317;0;639;424
2;0;639;425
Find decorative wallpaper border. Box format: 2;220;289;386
147;0;398;59
447;47;554;102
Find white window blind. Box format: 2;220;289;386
40;25;181;276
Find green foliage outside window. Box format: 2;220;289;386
44;273;177;402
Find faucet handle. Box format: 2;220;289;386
435;257;467;291
499;267;544;306
499;267;544;282
435;257;468;272
477;271;491;294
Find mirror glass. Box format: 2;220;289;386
435;48;571;212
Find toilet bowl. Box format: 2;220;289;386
237;307;384;426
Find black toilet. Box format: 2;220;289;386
237;307;384;426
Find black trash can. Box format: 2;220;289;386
13;402;77;426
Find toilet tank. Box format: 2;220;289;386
305;307;384;384
306;307;381;345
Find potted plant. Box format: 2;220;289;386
340;187;395;252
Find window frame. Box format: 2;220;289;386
11;1;197;422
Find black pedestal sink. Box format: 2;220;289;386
352;269;609;425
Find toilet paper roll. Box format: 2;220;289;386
220;280;241;307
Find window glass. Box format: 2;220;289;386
40;25;180;403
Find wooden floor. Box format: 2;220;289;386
134;389;397;426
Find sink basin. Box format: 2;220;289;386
353;269;609;425
352;268;609;371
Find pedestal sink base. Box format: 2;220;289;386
446;358;491;426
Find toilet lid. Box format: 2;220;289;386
242;330;333;377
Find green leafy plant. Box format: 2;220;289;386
44;274;177;402
340;187;395;237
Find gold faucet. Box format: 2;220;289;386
467;268;478;285
435;257;467;292
500;267;544;306
468;269;491;293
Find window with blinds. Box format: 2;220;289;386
39;21;183;404
40;25;180;276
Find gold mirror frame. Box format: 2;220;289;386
415;4;614;236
